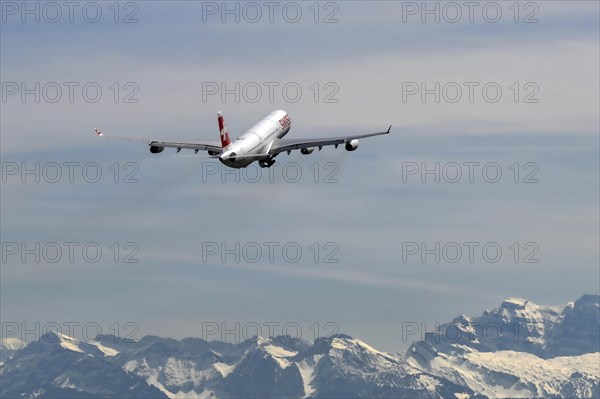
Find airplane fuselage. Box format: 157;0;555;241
219;110;291;168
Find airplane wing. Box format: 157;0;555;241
146;140;223;153
93;129;223;154
268;126;391;155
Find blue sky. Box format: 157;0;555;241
1;1;599;352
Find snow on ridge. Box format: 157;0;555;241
457;314;472;322
426;347;600;398
40;331;86;354
89;341;119;357
351;338;397;360
53;331;77;341
254;337;299;369
330;338;348;350
213;362;235;378
255;336;270;346
264;344;297;358
46;332;120;357
123;359;139;373
56;334;85;354
1;337;26;351
500;298;542;318
59;340;84;353
330;337;397;361
263;344;298;369
503;297;528;307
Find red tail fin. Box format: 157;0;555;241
217;111;231;147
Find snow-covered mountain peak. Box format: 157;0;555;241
1;332;166;398
407;295;600;398
0;338;26;351
495;297;543;321
328;336;397;362
260;342;298;369
254;335;270;346
455;313;472;323
54;332;86;353
35;331;121;358
501;297;528;308
544;294;600;357
420;296;596;357
0;338;26;366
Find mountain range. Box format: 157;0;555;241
1;294;598;398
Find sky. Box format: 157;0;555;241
1;1;599;353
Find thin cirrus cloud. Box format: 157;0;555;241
1;3;599;154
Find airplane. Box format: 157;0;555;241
94;110;391;169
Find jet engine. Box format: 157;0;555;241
208;150;219;156
149;145;165;154
345;139;359;151
301;147;315;155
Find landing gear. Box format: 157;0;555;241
259;157;276;168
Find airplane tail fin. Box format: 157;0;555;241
217;111;231;147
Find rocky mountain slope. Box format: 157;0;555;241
1;294;597;398
405;295;600;398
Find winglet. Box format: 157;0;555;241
94;128;103;136
387;125;392;133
